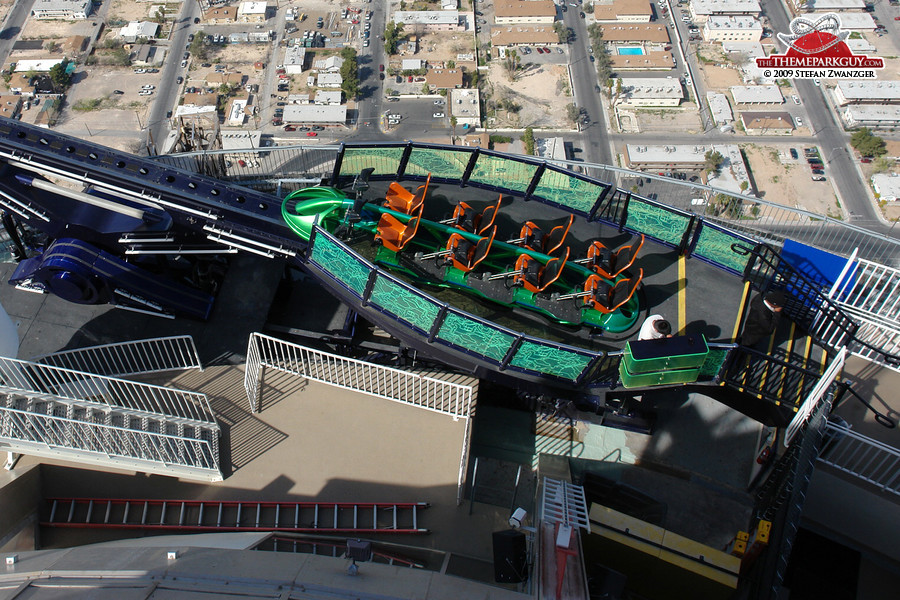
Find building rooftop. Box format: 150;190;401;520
740;111;795;130
619;77;685;99
427;68;463;89
722;41;765;57
314;90;343;103
283;104;347;123
730;85;783;104
600;24;671;43
836;80;900;101
13;59;65;72
609;51;674;69
238;1;267;14
449;88;481;119
593;0;653;20
707;91;735;124
220;130;262;151
802;0;865;9
871;173;900;202
392;10;460;25
494;0;558;18
826;11;877;29
844;104;900;121
705;15;762;29
690;0;761;15
491;26;559;45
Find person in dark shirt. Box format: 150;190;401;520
742;290;785;349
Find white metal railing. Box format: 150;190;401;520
817;421;900;496
0;404;221;482
245;333;475;420
0;356;216;426
786;348;847;446
542;478;590;532
31;336;202;377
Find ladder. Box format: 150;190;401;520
42;498;430;534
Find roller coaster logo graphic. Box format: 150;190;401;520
756;13;883;74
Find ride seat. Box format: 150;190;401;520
585;234;645;279
445;227;496;273
513;247;570;293
450;196;502;235
516;214;574;256
583;269;643;314
384;174;431;214
375;204;423;252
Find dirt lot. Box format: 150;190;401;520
741;144;838;217
0;0;14;26
486;62;570;129
634;104;702;134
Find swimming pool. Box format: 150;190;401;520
617;46;646;55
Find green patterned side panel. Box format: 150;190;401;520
340;147;405;177
699;346;731;380
625;198;691;247
532;169;606;214
310;233;371;297
509;341;593;381
369;274;441;332
405;147;470;179
692;225;752;274
468;154;537;194
436;312;516;363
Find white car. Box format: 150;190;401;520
796;116;804;127
792;94;800;105
138;90;153;96
181;60;188;68
434;99;444;105
364;39;369;47
433;112;445;118
813;79;821;87
141;84;155;90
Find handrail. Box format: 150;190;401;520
818;420;900;496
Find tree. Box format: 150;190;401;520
522;127;535;155
44;41;59;53
553;21;572;44
48;59;71;91
704;150;724;174
872;157;895;174
740;180;750;193
503;49;520;81
190;32;207;60
384;22;405;55
339;48;360;99
850;127;887;158
450;115;458;141
566;103;579;124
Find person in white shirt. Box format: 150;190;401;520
638;314;673;340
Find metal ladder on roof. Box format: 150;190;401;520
42;498;430;534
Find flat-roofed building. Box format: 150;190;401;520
491;26;559;48
237;1;268;23
118;21;159;43
689;0;761;23
131;44;166;66
827;12;877;30
843;105;900;128
427;68;464;89
225;98;248;126
313;56;345;72
449;88;481;126
401;59;424;71
221;130;262;156
798;0;865;10
31;0;91;19
707;92;734;125
834;80;900;106
495;0;557;24
284;46;306;74
704;16;762;42
183;93;218;108
317;73;343;88
391;11;463;31
730;85;783;104
314;90;342;105
204;6;237;23
740;111;794;134
282;104;348;125
616;77;684;107
600;24;671;44
0;96;22;120
593;0;653;22
8;73;34;96
13;59;65;73
610;51;674;70
871;173;900;203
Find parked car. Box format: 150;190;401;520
238;159;246;167
194;17;200;24
166;110;173;118
112;89;124;95
176;76;183;84
792;95;800;105
790;148;799;159
284;125;296;132
796;117;803;126
141;84;155;90
379;64;385;72
312;126;325;131
434;99;444;105
433;112;445;118
861;157;873;163
298;127;310;131
307;131;318;136
812;175;826;181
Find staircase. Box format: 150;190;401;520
43;498;430;534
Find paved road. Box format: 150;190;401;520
0;0;35;64
146;1;200;151
559;5;613;166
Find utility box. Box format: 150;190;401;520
619;334;708;388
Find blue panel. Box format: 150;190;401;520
781;239;856;297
